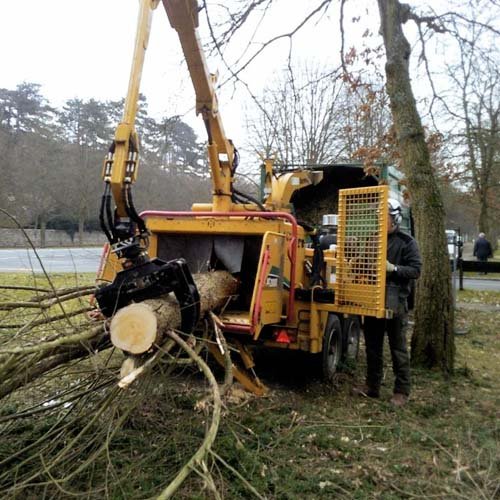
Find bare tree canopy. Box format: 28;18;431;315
198;0;499;371
0;85;211;242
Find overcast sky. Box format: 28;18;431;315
1;1;346;153
3;1;487;165
1;2;192;118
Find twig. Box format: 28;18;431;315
0;289;95;311
209;450;265;499
0;285;50;292
210;311;233;395
0;378;114;423
0;329;109;400
0;306;93;330
28;285;96;303
0;324;104;355
117;351;162;389
157;329;222;500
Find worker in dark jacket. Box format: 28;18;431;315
473;233;493;274
354;198;422;407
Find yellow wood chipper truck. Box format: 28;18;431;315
94;0;400;394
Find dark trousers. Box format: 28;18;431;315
363;315;411;396
477;257;488;274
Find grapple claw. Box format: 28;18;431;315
95;257;200;334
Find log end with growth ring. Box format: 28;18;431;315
109;271;238;355
110;302;158;354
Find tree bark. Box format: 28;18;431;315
78;217;85;246
110;271;238;354
377;0;454;372
478;197;489;235
40;214;46;248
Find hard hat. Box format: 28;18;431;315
388;198;402;225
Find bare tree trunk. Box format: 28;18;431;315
377;0;454;372
40;214;46;248
78;216;84;246
478;197;489;235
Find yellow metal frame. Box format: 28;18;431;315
103;0;160;216
162;0;235;211
103;0;238;218
98;187;390;353
94;0;396;396
266;170;323;210
249;231;286;339
98;215;305;334
335;185;389;318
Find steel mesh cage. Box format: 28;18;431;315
336;186;389;318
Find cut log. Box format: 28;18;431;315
110;271;238;354
110;303;157;354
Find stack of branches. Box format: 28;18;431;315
0;268;252;498
0;283;107;399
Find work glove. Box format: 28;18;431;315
386;260;396;273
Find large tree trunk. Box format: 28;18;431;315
478;197;489;235
377;0;454;372
110;271;238;354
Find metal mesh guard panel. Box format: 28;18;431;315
336;186;388;317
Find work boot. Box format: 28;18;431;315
390;393;408;407
351;384;380;398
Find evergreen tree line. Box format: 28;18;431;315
0;82;211;242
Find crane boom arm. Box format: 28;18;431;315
162;0;235;210
103;0;158;218
99;0;238;263
96;0;202;323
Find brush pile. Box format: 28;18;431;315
0;267;240;498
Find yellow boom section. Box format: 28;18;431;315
102;0;160;216
162;0;235;211
103;0;236;216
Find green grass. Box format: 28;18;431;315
0;272;97;335
188;291;500;499
462;271;500;279
458;289;500;305
208;354;499;498
0;272;96;289
0;274;499;499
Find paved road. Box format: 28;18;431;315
0;247;103;274
457;277;500;291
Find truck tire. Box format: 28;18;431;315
322;314;343;383
341;315;360;364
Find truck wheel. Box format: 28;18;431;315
342;316;360;363
322;314;343;383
